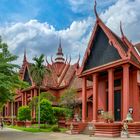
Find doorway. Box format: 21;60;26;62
114;90;121;121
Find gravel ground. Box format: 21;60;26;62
0;128;140;140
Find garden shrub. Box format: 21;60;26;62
18;106;31;121
51;125;60;132
36;99;55;124
53;107;65;117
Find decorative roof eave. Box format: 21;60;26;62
129;60;140;70
78;1;128;76
22;63;35;86
79;59;130;78
21;85;48;92
78;18;127;76
120;21;140;63
46;84;69;90
97;18;127;58
56;56;72;87
122;36;140;63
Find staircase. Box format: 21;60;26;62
81;122;95;135
66;122;87;134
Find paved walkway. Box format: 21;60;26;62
0;128;140;140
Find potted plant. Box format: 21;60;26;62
100;112;114;123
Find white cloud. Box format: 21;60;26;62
68;0;117;13
1;0;140;66
68;0;93;13
101;0;140;43
0;18;94;65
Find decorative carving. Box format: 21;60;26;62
94;0;99;18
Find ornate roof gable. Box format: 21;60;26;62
78;0;140;75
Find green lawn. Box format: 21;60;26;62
8;124;68;133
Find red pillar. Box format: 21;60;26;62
34;88;37;96
25;92;27;106
108;69;114;116
82;77;87;122
30;90;33;118
5;106;6;117
7;103;10;116
123;64;130;120
22;93;25;106
13;102;15;116
92;73;98;122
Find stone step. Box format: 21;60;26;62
81;123;95;135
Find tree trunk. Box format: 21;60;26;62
11;101;14;126
38;86;41;129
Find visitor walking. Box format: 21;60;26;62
0;120;4;130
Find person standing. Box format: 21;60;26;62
1;120;4;130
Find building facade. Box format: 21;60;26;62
2;41;93;120
2;1;140;137
77;3;140;137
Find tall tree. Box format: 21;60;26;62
9;76;29;125
60;88;78;109
0;36;28;112
59;88;79;119
30;54;50;129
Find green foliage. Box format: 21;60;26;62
18;106;31;121
29;96;38;109
30;54;50;86
51;125;60;132
99;111;114;122
64;108;73;120
36;99;55;124
29;54;51;128
9;124;68;133
53;107;66;117
53;107;73;121
29;92;55;111
40;92;56;102
53;107;66;122
0;36;29;110
59;88;77;109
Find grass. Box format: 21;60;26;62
8;124;68;133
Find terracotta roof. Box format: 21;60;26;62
43;62;78;89
70;75;92;90
78;16;140;75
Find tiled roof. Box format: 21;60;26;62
79;17;140;75
43;62;78;89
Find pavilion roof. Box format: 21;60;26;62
78;1;140;76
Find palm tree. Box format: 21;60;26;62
30;54;50;129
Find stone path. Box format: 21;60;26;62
0;127;140;140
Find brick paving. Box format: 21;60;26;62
0;128;140;140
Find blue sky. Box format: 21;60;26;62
0;0;140;64
0;0;117;29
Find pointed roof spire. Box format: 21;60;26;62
23;48;27;63
55;39;65;63
120;21;125;38
94;0;99;18
56;38;63;56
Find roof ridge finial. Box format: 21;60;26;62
55;39;65;63
57;38;63;56
59;37;62;48
77;53;80;65
120;21;125;38
23;48;27;62
94;0;99;18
